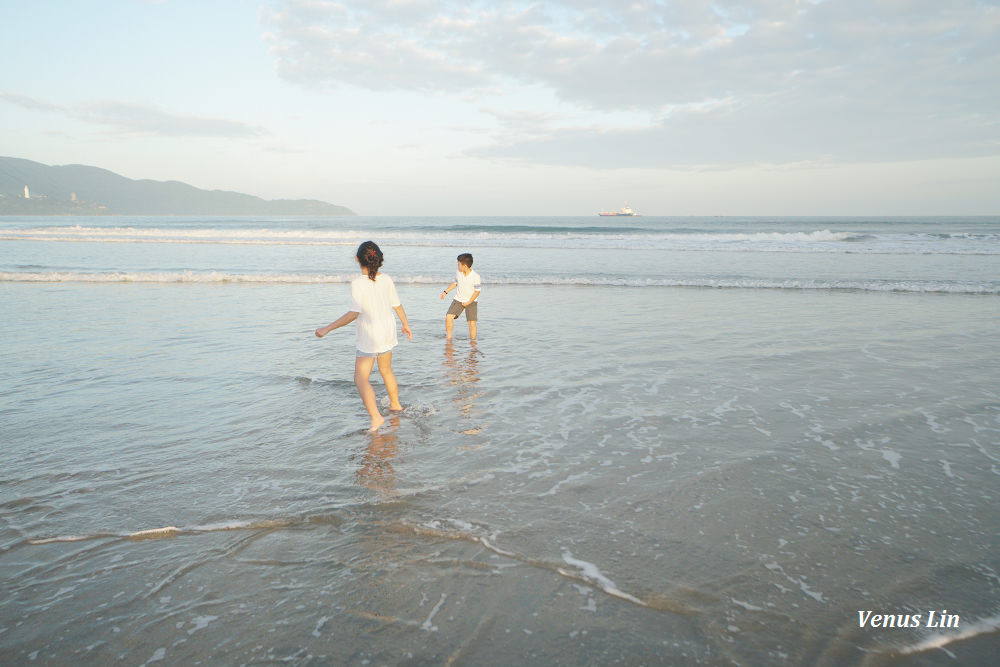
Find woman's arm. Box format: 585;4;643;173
315;310;359;337
394;304;413;340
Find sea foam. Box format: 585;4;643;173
3;270;996;293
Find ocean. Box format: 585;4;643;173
1;215;998;664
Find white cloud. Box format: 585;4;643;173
261;0;1000;167
0;92;266;138
81;102;267;138
0;91;63;112
262;0;490;91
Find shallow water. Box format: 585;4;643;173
2;282;998;664
2;217;999;664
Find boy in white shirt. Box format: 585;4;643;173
440;253;481;340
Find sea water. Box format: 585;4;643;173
1;216;999;664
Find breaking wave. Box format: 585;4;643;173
3;225;997;254
3;270;997;293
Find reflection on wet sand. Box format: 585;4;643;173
443;341;485;437
356;415;400;498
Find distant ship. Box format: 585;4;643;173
598;205;639;216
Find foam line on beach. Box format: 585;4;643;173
420;593;447;632
3;271;998;293
404;520;698;615
26;533;118;545
27;517;698;613
26;516;329;546
893;613;1000;656
128;526;182;540
559;550;647;606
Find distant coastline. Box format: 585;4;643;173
0;156;355;216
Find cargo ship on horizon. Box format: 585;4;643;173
598;205;639;216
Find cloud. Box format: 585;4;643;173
0;91;64;112
1;91;267;138
81;102;267;138
262;0;1000;167
470;92;1000;168
262;0;489;91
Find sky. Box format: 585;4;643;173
1;0;998;216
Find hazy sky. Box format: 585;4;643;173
2;0;998;215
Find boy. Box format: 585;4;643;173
440;253;481;340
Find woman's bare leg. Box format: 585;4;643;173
376;351;404;412
354;356;385;431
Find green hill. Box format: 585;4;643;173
0;156;355;216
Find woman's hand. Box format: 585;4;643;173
402;324;413;341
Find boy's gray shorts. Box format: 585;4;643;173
446;299;477;321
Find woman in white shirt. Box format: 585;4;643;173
316;241;413;431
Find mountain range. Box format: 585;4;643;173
0;156;355;216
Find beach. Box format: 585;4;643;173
2;216;999;664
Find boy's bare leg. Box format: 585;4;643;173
445;313;456;339
469;320;477;340
376;352;404;412
354;356;385;431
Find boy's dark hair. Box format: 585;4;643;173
457;253;473;267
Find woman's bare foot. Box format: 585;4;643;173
368;414;386;432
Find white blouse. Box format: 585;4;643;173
348;273;402;354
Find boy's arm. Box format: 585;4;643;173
463;289;481;307
440;281;458;299
315;310;359;337
394;304;413;340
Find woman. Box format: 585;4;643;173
315;241;412;431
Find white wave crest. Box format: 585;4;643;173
3;226;996;254
0;271;356;284
3;271;997;294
